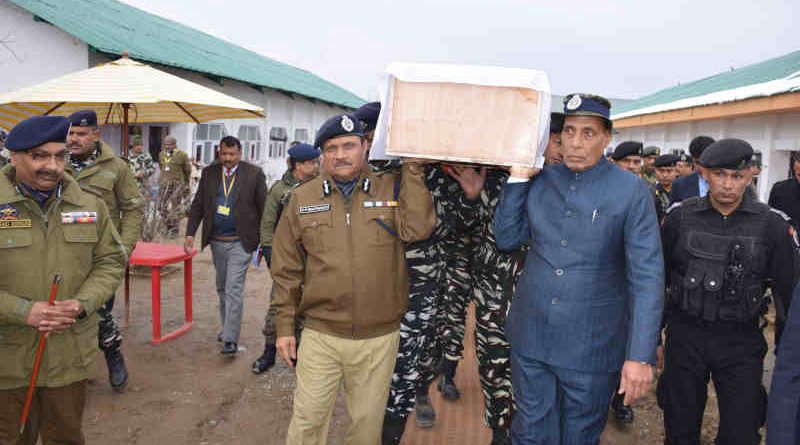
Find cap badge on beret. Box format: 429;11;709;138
341;115;354;132
566;95;582;111
80;118;89;126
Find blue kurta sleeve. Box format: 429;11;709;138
623;181;665;364
493;181;530;251
767;284;800;445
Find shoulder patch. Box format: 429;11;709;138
769;207;792;222
665;201;683;215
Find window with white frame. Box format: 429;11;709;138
193;123;227;165
294;128;309;144
269;127;288;159
238;125;263;162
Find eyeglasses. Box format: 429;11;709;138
25;151;69;163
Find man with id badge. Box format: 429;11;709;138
185;136;266;356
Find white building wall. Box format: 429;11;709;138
613;111;800;201
90;54;350;185
0;0;88;93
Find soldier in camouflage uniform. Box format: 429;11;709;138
383;163;471;444
641;145;660;185
127;135;155;198
158;135;191;237
65;110;144;391
435;167;523;444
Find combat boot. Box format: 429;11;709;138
105;349;129;391
611;392;635;424
252;343;276;374
490;427;511;445
415;387;436;428
381;415;407;445
437;358;461;401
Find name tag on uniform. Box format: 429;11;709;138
0;220;32;229
363;200;398;209
164;166;171;172
216;205;231;216
299;204;330;215
61;212;97;224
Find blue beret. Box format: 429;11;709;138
563;93;611;120
654;154;680;168
67;110;97;127
288;143;320;162
354;102;381;133
5;116;71;152
699;138;753;170
549;112;564;134
314;114;363;148
612;141;643;160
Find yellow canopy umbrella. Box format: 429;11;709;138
0;54;265;156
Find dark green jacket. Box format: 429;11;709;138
260;170;298;247
66;141;144;256
0;167;126;389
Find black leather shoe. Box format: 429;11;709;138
221;342;238;355
105;349;129;391
415;393;436;428
381;415;407;445
611;393;635;424
251;344;276;374
490;427;511;445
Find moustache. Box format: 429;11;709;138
35;169;60;180
334;161;353;167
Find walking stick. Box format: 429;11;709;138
19;274;62;434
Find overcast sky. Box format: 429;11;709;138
123;0;798;102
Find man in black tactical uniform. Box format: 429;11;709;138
659;138;800;445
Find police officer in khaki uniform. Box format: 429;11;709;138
0;116;126;445
65;110;143;390
158;136;191;236
271;114;435;445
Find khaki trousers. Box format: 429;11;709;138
286;328;400;445
0;380;88;445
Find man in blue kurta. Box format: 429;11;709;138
494;93;664;444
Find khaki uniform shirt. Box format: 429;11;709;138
159;148;191;186
271;163;435;340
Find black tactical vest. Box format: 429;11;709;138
667;198;772;323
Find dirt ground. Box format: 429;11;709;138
82;237;772;445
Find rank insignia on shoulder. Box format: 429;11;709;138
363;200;398;208
0;204;20;220
299;204;331;215
61;211;97;224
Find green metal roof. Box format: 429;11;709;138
614;50;800;116
9;0;365;109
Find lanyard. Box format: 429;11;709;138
222;173;236;205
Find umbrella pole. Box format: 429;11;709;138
122;103;130;158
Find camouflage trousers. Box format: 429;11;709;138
414;234;477;392
438;242;522;429
385;241;443;420
98;295;122;354
262;286;304;345
158;180;187;234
